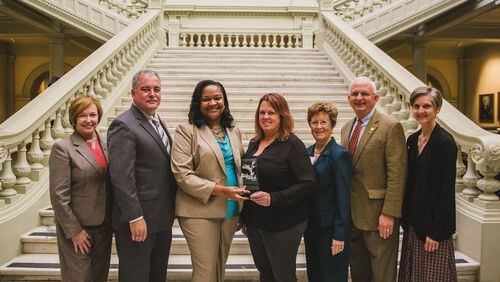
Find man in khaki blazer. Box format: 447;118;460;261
341;77;407;282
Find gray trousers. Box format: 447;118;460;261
56;224;112;282
246;221;307;282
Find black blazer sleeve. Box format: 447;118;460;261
269;137;315;208
429;134;457;241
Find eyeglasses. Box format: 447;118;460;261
349;91;374;97
310;120;330;127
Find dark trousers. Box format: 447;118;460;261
246;221;307;282
349;223;399;282
304;225;349;282
115;228;172;282
56;224;112;282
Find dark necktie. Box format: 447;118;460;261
348;119;363;154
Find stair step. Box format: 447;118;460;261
160;47;321;55
152;69;340;76
0;251;478;281
150;58;332;65
20;226;305;256
154;54;329;60
154;75;343;82
159;82;346;90
148;63;335;70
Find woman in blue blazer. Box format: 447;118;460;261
305;102;352;282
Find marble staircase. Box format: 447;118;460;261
0;47;481;281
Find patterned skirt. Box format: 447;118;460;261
398;227;457;282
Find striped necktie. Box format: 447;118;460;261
152;117;170;152
348;119;363;154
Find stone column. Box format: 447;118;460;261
6;52;15;117
411;40;427;83
457;51;468;114
49;35;65;81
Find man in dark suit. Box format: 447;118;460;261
341;76;407;282
108;70;176;282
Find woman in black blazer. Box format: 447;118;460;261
399;87;457;281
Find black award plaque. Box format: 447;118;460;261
241;158;259;193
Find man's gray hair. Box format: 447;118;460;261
132;70;160;88
350;76;377;93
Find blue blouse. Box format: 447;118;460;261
215;134;239;218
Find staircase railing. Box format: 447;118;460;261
20;0;149;41
0;10;163;219
320;11;500;202
332;0;468;43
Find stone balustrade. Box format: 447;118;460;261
177;32;305;49
331;0;468;44
98;0;148;19
0;10;162;210
333;0;393;22
320;11;500;201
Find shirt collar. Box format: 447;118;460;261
133;103;157;121
356;107;375;125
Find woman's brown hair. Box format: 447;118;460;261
254;93;294;142
68;94;103;128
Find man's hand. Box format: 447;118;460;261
424;236;439;252
130;219;147;242
378;214;394;239
331;240;344;255
72;230;91;254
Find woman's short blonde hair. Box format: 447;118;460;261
307;102;338;126
68;95;103;128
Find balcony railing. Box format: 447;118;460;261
0;10;162;216
320;11;500;201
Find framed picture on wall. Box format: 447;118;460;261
479;93;494;123
498;92;500;123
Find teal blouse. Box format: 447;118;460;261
215;134;239;218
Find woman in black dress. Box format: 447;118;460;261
399;87;458;281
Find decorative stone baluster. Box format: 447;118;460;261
130;40;140;60
126;45;136;64
111;59;123;80
27;130;44;172
52;108;66;142
13;141;32;190
462;152;481;197
455;145;467;192
120;49;132;69
63;99;74;135
100;69;113;91
94;75;108;99
390;91;403;120
106;64;118;85
242;35;248;48
264;35;270;48
257;34;263;48
204;34;210;47
271;35;277;48
87;81;98;98
0;152;18;198
40;118;54;166
180;34;187;47
383;85;395;114
250;35;256;47
189;34;195;47
477;170;500;201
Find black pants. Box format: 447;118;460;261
246;221;307;282
304;225;349;282
115;228;172;282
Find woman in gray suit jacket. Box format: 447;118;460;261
171;80;249;282
49;95;112;282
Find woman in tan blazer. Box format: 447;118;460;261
49;95;112;282
171;80;249;282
